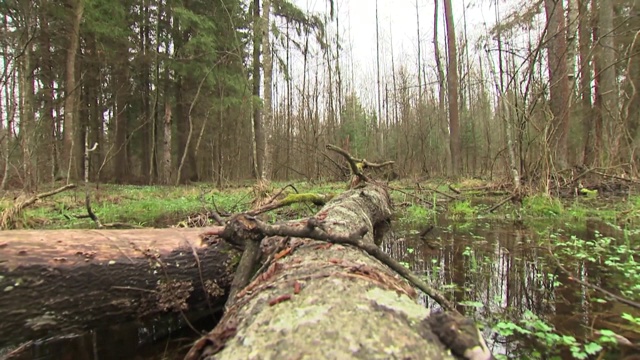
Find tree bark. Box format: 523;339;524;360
186;185;460;360
544;0;571;169
433;0;451;174
444;0;461;175
252;0;266;181
579;0;595;165
161;99;173;184
0;228;238;348
19;27;34;190
62;0;84;182
596;0;617;162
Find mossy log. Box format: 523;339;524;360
186;184;460;360
0;228;239;348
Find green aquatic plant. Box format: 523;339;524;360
400;204;435;225
449;200;477;218
493;311;614;359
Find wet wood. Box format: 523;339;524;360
0;228;239;348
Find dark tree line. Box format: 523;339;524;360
1;0;639;189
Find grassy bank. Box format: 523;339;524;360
0;179;638;230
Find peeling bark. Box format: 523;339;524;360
187;185;459;360
0;228;238;347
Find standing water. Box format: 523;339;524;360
384;216;640;359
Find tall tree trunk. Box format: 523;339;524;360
113;54;130;183
1;36;15;190
443;0;461;175
580;0;595;165
596;0;617;163
252;0;266;181
625;4;640;166
375;0;383;150
140;0;152;182
566;0;579;82
19;24;35;190
415;0;422;100
433;0;450;174
40;8;57;183
544;0;571;169
85;34;102;182
260;0;272;181
590;0;603;166
62;0;84;183
161;99;173;185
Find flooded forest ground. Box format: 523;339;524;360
0;176;639;359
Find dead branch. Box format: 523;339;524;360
549;249;640;310
212;214;460;316
0;184;77;229
419;183;459;201
486;194;516;213
326;144;395;187
246;193;332;216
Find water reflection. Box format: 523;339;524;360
383;218;640;358
3;219;637;359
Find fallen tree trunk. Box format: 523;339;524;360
187;184;490;360
0;228;238;348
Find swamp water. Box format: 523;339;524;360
3;218;639;359
385;217;640;359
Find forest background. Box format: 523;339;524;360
0;0;636;190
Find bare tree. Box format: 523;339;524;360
544;0;571;169
261;0;272;181
433;0;450;174
62;0;84;183
595;0;617;163
252;0;266;181
443;0;461;175
579;0;595;165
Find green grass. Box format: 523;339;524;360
2;180;639;230
0;184;256;229
448;200;477;219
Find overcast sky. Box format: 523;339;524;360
290;0;527;107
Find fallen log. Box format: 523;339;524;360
186;184;492;360
0;228;238;348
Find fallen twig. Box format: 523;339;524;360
0;184;76;229
486;194;515;213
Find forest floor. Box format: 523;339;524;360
0;177;638;230
0;177;639;359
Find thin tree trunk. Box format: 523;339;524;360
566;0;579;82
579;0;595;165
415;0;422;100
2;54;16;190
375;0;383;149
261;0;272;181
444;0;461;175
596;0;617;163
113;57;130;183
19;27;34;190
544;0;571;169
63;0;84;183
433;0;450;174
252;0;265;181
